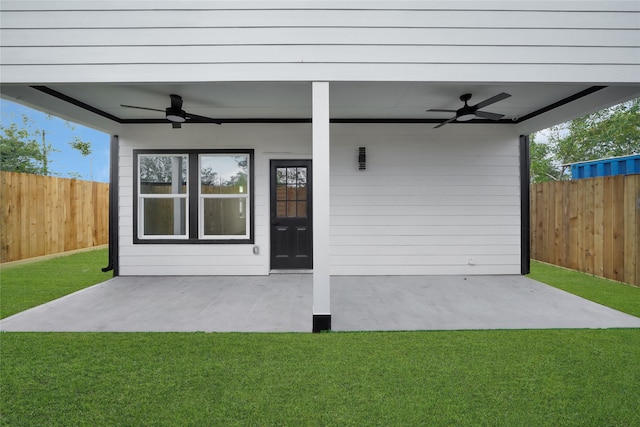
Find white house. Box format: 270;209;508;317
1;1;639;331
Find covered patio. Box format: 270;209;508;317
2;275;639;332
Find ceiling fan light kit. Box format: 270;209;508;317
456;113;476;122
165;109;186;123
166;94;187;122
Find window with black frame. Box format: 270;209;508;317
134;149;253;243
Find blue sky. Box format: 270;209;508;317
1;99;110;182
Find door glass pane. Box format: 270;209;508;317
297;182;307;201
296;201;307;218
286;201;297;217
275;166;308;218
276;185;286;201
296;168;307;187
143;198;186;235
139;155;187;194
276;168;287;185
287;168;297;185
202;198;247;236
287;186;298;200
201;155;248;194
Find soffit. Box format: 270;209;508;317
2;82;639;134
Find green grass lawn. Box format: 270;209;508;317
528;260;640;317
1;253;639;425
0;248;112;319
2;330;639;426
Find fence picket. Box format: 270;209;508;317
0;172;109;263
531;175;639;287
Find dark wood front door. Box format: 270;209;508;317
270;160;312;269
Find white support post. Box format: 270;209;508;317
312;81;331;332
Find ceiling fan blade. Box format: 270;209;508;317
427;109;457;113
473;93;511;110
475;111;505;120
185;112;222;125
120;104;164;113
434;117;457;129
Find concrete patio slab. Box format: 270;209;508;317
1;275;639;332
331;275;640;331
1;275;313;332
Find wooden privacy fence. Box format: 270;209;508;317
531;175;640;287
0;172;109;263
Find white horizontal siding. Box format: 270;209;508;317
330;255;522;266
332;264;519;275
331;195;518;206
3;64;636;84
119;255;263;267
332;185;518;197
331;204;520;216
3;9;638;29
120;265;267;276
330;124;521;275
1;1;637;83
115;121;521;276
5;46;636;65
4;28;638;48
331;225;521;236
332;216;520;226
3;1;638;12
332;244;520;256
331;234;519;246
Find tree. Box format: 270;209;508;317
530;98;640;183
139;155;187;184
1;113;95;178
0;116;52;174
69;136;92;157
69;136;93;179
529;133;562;183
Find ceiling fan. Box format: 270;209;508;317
121;94;221;128
427;92;511;129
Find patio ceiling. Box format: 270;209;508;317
2;81;639;134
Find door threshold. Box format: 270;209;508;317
270;269;313;274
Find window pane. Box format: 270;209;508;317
143;198;186;236
202;198;247;236
139;155;187;194
201;155;248;194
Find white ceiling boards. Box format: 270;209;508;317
2;82;638;135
